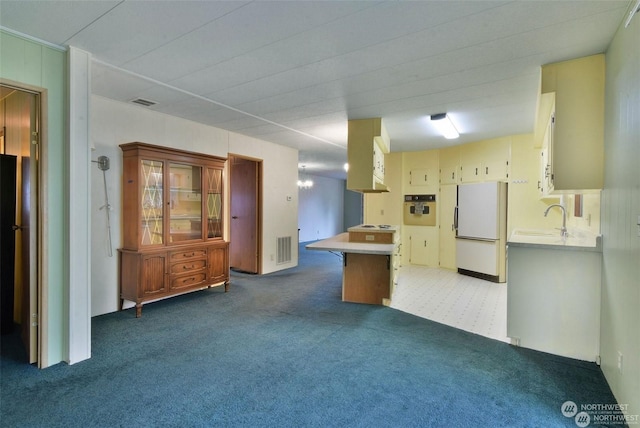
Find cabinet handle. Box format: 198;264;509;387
451;172;455;180
424;240;427;247
475;167;478;175
486;167;489;174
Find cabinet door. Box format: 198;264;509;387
208;243;229;283
205;167;223;239
409;168;431;186
439;146;459;185
438;185;457;270
140;159;165;246
482;159;509;181
169;162;202;243
373;141;385;182
141;253;167;297
343;253;390;304
408;228;439;266
460;162;482;183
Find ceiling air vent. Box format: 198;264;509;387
130;98;156;107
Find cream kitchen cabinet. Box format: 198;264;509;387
439;146;459;185
459;137;510;183
403;150;438;191
405;226;439;267
347;118;390;193
541;54;604;192
438;184;457;270
538;110;556;198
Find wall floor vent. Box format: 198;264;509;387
277;236;292;264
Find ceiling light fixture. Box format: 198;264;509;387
624;0;640;28
297;165;313;189
430;113;459;139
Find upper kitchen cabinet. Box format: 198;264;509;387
536;93;557;198
541;54;604;192
459;137;510;183
403;150;438;191
439;146;460;185
347;118;390;193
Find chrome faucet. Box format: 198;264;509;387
544;204;568;237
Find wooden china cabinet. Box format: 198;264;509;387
118;142;229;317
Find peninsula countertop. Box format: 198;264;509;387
306;233;395;255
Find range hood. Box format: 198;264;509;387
347;118;390;193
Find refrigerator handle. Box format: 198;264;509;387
453;206;458;233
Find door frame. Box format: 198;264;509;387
1;80;46;367
228;153;263;274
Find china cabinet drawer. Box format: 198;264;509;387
170;272;207;290
170;259;206;274
170;249;206;262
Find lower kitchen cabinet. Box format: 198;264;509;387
343;253;390;305
507;242;601;361
405;227;439;267
119;241;229;317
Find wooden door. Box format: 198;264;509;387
0;155;17;335
21;157;37;363
229;156;260;273
2;84;41;364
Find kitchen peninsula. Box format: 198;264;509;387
306;225;400;305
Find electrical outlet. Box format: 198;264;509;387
617;351;623;374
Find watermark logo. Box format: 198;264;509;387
561;401;639;426
575;412;591;428
562;401;578;418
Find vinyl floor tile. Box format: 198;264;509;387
391;266;508;343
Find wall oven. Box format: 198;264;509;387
403;194;436;226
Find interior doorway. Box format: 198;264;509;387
0;84;41;365
229;154;262;274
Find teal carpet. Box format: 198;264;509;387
0;243;621;427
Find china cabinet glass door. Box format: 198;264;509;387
169;162;202;243
141;159;164;246
206;167;223;239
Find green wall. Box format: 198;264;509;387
601;17;640;417
0;30;68;366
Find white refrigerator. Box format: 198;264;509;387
455;181;507;282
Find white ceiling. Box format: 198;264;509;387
0;0;630;179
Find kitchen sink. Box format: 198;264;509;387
509;228;600;249
511;229;560;237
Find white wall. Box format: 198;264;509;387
90;96;298;316
600;15;640;417
298;174;345;242
228;132;299;273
